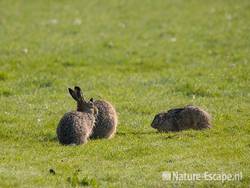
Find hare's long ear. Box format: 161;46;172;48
90;98;94;102
68;88;78;101
74;86;84;101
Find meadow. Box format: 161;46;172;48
0;0;250;187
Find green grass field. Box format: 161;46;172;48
0;0;250;187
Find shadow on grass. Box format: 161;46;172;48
39;130;207;144
116;130;207;140
39;132;58;142
0;89;13;97
159;130;212;140
116;131;156;136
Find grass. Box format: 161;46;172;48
0;0;250;187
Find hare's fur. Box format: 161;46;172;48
56;87;97;145
151;105;212;132
90;100;118;139
57;111;95;145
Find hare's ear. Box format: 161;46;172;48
74;86;84;101
68;88;78;101
90;98;94;102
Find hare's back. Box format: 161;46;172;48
184;106;211;121
91;100;117;138
94;100;117;125
180;106;211;129
57;111;89;145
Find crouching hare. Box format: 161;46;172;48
151;105;212;132
57;86;98;145
90;99;118;139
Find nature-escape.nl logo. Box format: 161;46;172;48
162;171;243;183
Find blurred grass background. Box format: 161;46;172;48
0;0;249;187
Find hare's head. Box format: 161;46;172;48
151;112;166;129
151;112;176;132
68;86;98;115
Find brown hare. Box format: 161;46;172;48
151;105;212;132
90;99;118;139
57;86;98;145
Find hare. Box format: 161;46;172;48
151;105;212;132
90;99;118;139
56;86;98;145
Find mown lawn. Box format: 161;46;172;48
0;0;249;187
